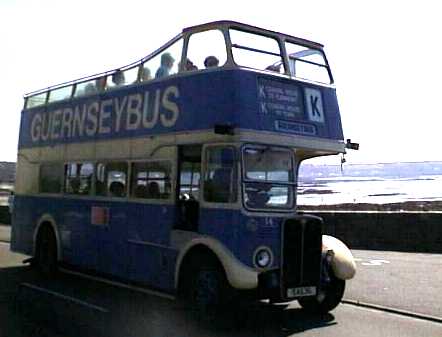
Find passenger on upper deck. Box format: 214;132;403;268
139;67;152;82
180;58;197;71
112;70;125;86
84;77;106;95
204;56;219;68
155;53;175;79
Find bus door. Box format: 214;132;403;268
198;145;239;241
126;158;177;289
175;145;202;232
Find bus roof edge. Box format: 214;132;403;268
182;20;324;49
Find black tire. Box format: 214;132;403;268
35;225;58;277
298;271;345;314
192;268;224;318
181;256;231;322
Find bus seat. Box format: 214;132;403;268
134;185;147;198
109;181;125;197
148;182;160;199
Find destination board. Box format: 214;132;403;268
257;78;304;120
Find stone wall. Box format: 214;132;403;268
311;212;442;253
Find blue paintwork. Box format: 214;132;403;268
19;69;344;149
13;68;343;292
12;195;178;291
11;195;286;291
199;208;283;268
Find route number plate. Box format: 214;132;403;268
287;286;316;298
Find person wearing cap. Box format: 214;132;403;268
155;52;175;79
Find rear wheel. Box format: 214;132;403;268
298;271;345;314
35;225;58;277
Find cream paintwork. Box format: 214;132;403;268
33;214;62;261
322;235;356;280
172;231;258;290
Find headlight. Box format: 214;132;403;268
253;247;273;269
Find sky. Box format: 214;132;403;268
1;0;441;165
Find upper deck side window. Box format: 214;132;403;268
74;77;107;97
184;29;227;71
48;86;73;103
229;28;285;75
26;92;47;109
285;41;332;84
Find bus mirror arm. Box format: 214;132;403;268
345;139;359;150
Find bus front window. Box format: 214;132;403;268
285;41;332;84
229;29;285;74
243;146;295;210
186;29;227;71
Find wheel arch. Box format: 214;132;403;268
175;237;258;291
33;214;62;261
322;235;356;280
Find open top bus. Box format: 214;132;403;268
12;21;356;316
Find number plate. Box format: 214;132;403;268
286;286;316;298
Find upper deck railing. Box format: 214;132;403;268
24;21;334;110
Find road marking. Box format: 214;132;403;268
342;299;442;324
19;282;109;313
60;268;175;300
361;259;390;266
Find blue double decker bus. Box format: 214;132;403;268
11;21;356;315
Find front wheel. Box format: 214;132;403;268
191;267;227;321
298;272;345;314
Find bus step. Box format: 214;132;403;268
15;282;109;336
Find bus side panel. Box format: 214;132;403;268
199;208;282;270
235;213;282;269
11;195;34;255
126;203;177;292
11;196;177;292
10;195;63;257
62;198;98;271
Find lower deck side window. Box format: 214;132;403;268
40;163;63;193
96;162;128;198
65;162;94;195
131;161;172;199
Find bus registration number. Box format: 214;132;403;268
287;286;316;298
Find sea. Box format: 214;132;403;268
297;161;442;206
297;175;442;206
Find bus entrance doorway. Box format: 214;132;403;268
176;145;202;232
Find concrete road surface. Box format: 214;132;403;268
0;242;441;337
1;224;441;319
347;250;442;319
0;224;10;242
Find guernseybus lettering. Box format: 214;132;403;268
30;86;180;143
